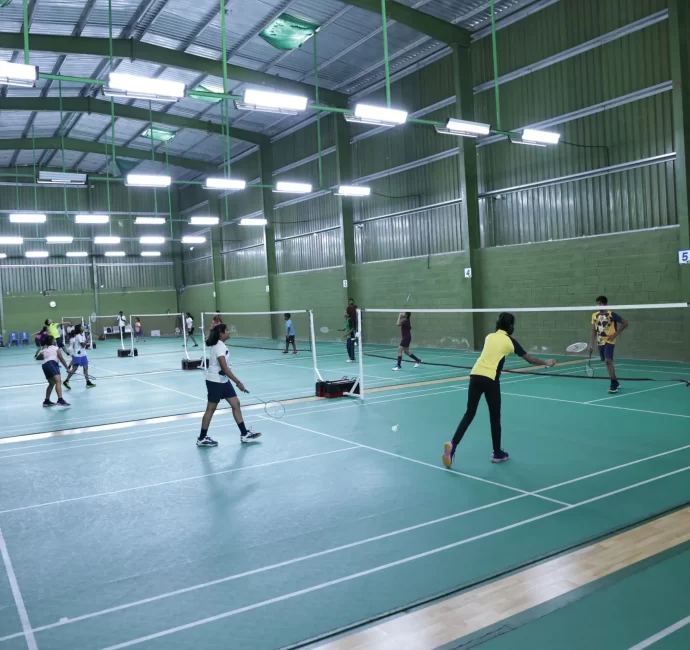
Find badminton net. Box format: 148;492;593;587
355;303;690;396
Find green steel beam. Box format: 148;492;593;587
668;0;690;361
0;137;219;173
0;97;268;146
337;0;470;46
0;32;349;107
451;44;481;349
334;114;356;301
259;142;278;333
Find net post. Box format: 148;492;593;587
357;307;364;399
181;312;190;360
129;315;135;354
309;309;323;382
119;319;125;351
201;312;207;368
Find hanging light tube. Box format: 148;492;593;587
0;236;24;245
37;171;87;185
25;251;49;258
139;236;165;245
203;177;247;191
9;213;46;223
345;104;408;127
103;73;185;102
66;251;89;258
104;251;126;257
235;89;309;115
141;251;162;257
125;174;172;188
46;236;74;244
514;128;561;146
274;181;312;194
0;253;7;259
240;218;268;226
0;61;38;88
181;236;206;244
189;216;219;225
75;214;109;224
134;217;166;225
335;185;371;197
436;118;491;138
94;236;121;245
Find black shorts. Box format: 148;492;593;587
286;335;295;344
42;360;60;379
56;337;64;349
400;337;411;348
206;380;237;404
188;327;195;336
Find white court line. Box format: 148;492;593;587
0;525;37;650
585;383;684;404
0;495;527;643
91;366;207;403
627;615;690;649
95;464;690;650
0;447;361;516
268;418;570;507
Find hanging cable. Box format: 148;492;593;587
59;80;69;221
22;0;30;64
490;0;502;131
381;0;392;108
313;30;324;189
148;100;159;219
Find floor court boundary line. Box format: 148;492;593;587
0;446;361;517
585;382;684;404
267;418;571;507
627;615;690;649
94;463;690;650
0;525;38;650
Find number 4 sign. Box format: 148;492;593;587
464;268;472;279
679;250;690;265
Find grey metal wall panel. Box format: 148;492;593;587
222;247;266;280
0;259;91;293
276;229;343;274
271;115;336;172
96;259;175;289
221;222;264;252
182;257;213;286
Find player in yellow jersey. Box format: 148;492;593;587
589;295;628;394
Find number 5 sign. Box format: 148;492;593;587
680;250;690;265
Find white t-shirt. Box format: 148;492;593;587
186;317;193;331
116;315;126;327
43;345;59;363
206;341;230;384
72;333;86;357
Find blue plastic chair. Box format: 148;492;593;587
8;332;19;347
0;335;4;347
20;331;30;346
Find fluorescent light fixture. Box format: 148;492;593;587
521;128;561;145
25;251;49;258
0;236;23;245
104;251;126;257
66;251;88;258
75;214;109;224
134;217;166;225
189;216;219;225
141;251;161;257
203;177;247;191
140;126;176;142
345;103;408;127
236;89;308;115
436;118;491;138
94;236;121;245
9;213;46;223
0;253;6;259
139;236;165;245
336;185;371;197
125;174;172;188
46;236;74;244
181;236;206;244
0;61;38;88
104;73;185;102
240;218;268;226
37;171;87;185
274;181;312;194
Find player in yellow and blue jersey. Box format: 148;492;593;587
589;295;628;394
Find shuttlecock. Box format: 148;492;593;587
392;425;399;432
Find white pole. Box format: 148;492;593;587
119;317;125;350
182;312;190;360
201;312;207;368
309;309;323;382
357;307;364;400
129;315;135;354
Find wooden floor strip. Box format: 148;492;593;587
316;507;690;650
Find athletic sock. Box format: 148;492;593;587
410;354;421;362
238;421;248;436
198;428;208;441
397;356;402;367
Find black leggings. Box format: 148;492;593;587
451;375;502;453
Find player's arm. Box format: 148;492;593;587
344;322;353;338
608;313;628;341
396;312;405;327
218;355;245;392
56;349;70;370
511;338;556;367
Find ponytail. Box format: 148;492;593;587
206;323;227;347
496;312;515;336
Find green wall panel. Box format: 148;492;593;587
1;292;94;339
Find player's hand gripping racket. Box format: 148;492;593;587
242;390;285;419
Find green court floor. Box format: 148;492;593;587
458;542;690;650
0;356;689;650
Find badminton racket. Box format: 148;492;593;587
555;342;589;364
243;390;285;419
585;349;594;377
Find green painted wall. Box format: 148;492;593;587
218;276;272;340
179;283;217;326
474;227;685;360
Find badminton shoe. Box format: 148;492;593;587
56;399;70;407
63;380;71;390
86;381;96;388
442;442;455;468
491;449;510;463
414;361;422;368
241;431;262;443
608;380;620;394
43;400;55;407
392;366;402;371
196;436;218;447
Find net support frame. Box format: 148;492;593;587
201;310;322;384
88;313;125;350
364;302;690;314
344;308;364;399
128;312;187;359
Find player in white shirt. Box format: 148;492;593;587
40;335;71;407
185;313;199;347
63;325;96;390
197;323;261;447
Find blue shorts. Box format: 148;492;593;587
42;360;60;379
72;356;88;367
206;380;237;404
598;343;615;360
